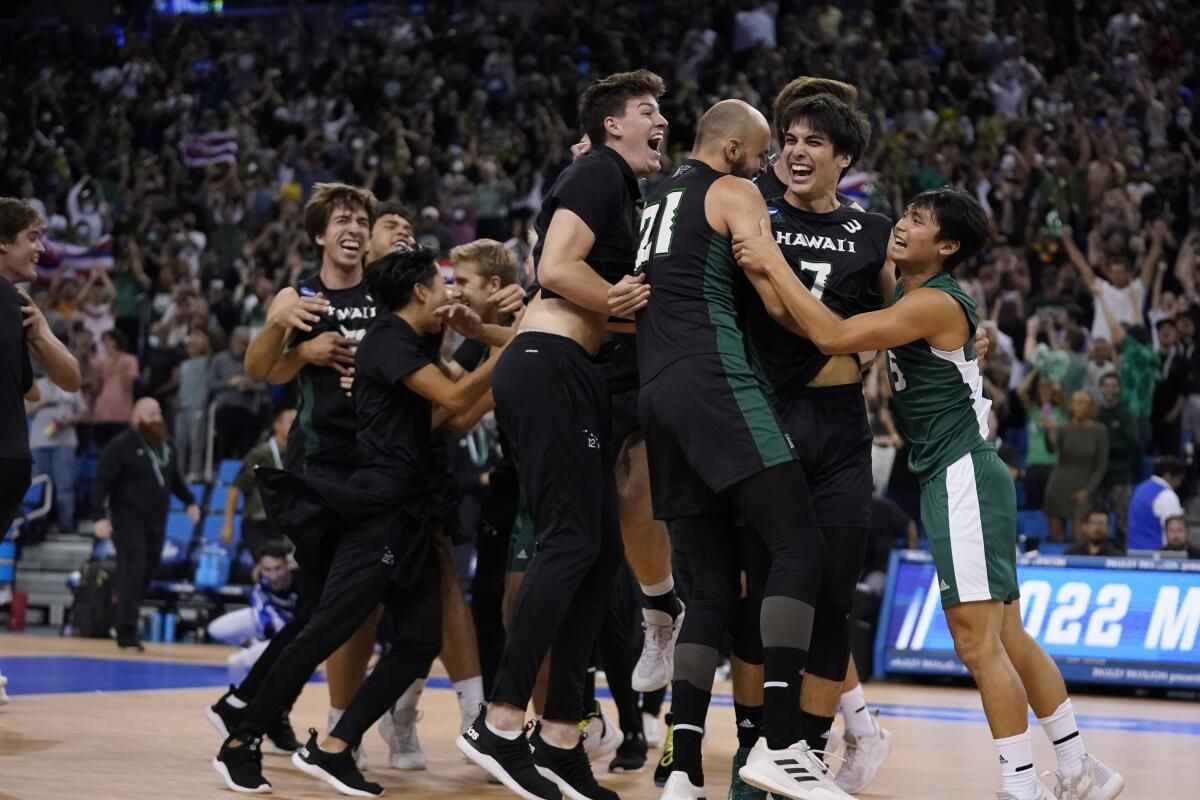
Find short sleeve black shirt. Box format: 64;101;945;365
353;314;435;485
533;145;641;299
1;278;33;461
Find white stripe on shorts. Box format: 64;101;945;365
945;452;991;602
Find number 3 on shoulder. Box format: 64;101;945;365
887;350;907;391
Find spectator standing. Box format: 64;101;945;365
1017;370;1067;511
1064;509;1124;557
92;397;199;651
25;371;88;530
1097;289;1159;446
1151;317;1188;457
175;330;212;482
1044;391;1109;543
209;327;266;462
221;407;296;563
1163;515;1200;559
91;329;140;448
1127;457;1186;552
1096;372;1141;548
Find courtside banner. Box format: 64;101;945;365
875;550;1200;688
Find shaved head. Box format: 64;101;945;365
132;397;163;426
692;100;772;179
694;99;770;151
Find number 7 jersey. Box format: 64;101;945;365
635;160;756;383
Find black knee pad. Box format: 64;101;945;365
805;526;867;681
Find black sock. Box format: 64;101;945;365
799;710;836;754
734;703;762;750
645;587;683;619
641;687;666;717
668;679;709;786
762;648;805;750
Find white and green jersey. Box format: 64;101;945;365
885;272;992;483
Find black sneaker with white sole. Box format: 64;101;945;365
212;735;271;793
207;686;246;739
265;710;301;755
292;728;383;797
455;709;561;800
608;731;647;774
529;723;619;800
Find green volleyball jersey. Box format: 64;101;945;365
885;271;992;483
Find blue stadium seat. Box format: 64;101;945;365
207;485;243;513
217;459;242;485
23;480;45;509
1014;481;1028;508
201;514;241;549
172;482;208;511
0;538;16;583
1039;541;1070;555
1016;510;1049;539
162;511;198;568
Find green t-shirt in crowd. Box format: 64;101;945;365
1025;406;1068;467
1118;336;1159;420
231;439;285;521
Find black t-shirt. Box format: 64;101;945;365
286;273;378;470
353;314;436;485
0;278;33;461
533;145;641;300
743;198;891;400
1152;347;1189;421
453;338;489;373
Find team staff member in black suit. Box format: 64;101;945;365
93;397;199;651
457;70;668;800
213;246;504;796
0;197;80;537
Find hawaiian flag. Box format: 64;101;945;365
180;130;239;168
838;170;877;210
37;236;114;277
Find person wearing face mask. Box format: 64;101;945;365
92;397;200;651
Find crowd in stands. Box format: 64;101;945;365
2;0;1199;560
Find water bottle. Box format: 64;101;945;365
149;611;163;643
162;611;176;643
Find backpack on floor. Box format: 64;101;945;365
72;561;114;638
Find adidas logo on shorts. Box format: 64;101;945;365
939;579;951;592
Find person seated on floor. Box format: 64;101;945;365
207;540;301;684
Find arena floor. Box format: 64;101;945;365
0;634;1194;799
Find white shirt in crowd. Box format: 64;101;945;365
1091;277;1146;342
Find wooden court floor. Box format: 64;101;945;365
0;634;1195;799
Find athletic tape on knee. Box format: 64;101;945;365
673;643;721;693
760;595;815;650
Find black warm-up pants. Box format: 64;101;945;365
112;515;165;639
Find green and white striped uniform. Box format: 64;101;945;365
886;272;1019;608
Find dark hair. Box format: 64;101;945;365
303;182;378;245
1065;328;1086;352
1099;371;1120;385
366;245;439;310
374;202;413;227
256;539;291;561
102;327;130;353
1152;456;1186;479
772;77;858;140
776;94;871;167
907;186;990;271
0;197;40;243
1087;505;1110;520
1155;317;1177;332
578;70;665;146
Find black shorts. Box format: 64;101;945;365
599;332;641;454
778;383;873;529
640;354;795;520
610;387;641;455
493;331;617;551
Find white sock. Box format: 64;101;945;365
839;684;876;738
454;676;485;726
395;678;425;713
327;707;344;735
995;729;1039;799
226;694;247;710
486;720;522;740
1037;699;1086;779
639;576;675;597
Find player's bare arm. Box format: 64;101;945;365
536;208;614;315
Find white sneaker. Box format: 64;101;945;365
833;719;891;793
661;770;706;799
327;708;368;771
738;738;854;800
580;706;622;761
378;706;427;770
644;713;664;749
633;608;684;693
1052;755;1124;800
998;785;1054;800
825;726;844;758
0;674;9;706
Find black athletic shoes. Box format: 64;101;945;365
293;728;383;797
206;686;246;738
608;731;648;773
529;722;620;800
213;735;271;793
265;709;301;754
456;709;562;800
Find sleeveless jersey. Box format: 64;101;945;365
744;199;891;399
886;272;993;483
286;272;377;469
635;160;749;382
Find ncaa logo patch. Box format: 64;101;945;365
299;286;318;297
768;206;780;216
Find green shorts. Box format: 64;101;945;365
921;446;1021;608
508;495;536;572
